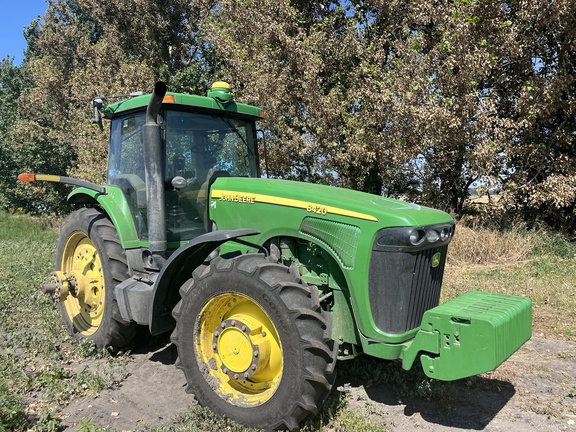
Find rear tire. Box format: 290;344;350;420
171;254;337;431
55;207;136;351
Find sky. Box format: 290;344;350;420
0;0;48;65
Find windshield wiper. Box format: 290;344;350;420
220;116;254;156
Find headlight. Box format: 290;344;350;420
409;229;424;245
440;228;450;241
426;229;440;243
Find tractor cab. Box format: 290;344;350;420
102;82;263;247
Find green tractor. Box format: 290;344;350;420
19;81;531;430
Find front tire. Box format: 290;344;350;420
55;207;136;350
171;254;337;431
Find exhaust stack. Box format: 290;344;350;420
143;81;167;266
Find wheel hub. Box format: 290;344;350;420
213;318;264;380
44;271;71;302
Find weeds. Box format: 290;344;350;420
33;412;61;432
558;351;575;359
448;221;576;267
153;405;258;432
76;418;112;432
443;223;576;339
528;397;560;417
0;381;27;432
532;231;576;259
0;212;129;431
303;391;385;431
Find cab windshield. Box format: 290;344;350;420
108;109;259;243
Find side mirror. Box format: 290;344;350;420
91;97;105;131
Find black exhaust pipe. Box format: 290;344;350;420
143;81;167;267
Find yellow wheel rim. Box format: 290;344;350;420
61;232;105;336
196;293;283;406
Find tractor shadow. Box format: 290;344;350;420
130;328;178;366
333;357;516;430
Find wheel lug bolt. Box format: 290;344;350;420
231;320;236;327
253;350;259;357
221;322;226;328
212;343;217;350
241;325;247;332
214;331;220;337
244;372;249;379
234;373;239;379
251;364;257;371
223;368;228;374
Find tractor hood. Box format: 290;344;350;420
209;177;453;229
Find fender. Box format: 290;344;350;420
149;228;260;335
67;186;141;248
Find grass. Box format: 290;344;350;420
0;213;129;431
0;212;574;431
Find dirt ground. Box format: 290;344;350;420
60;335;576;431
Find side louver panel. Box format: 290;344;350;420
300;217;361;269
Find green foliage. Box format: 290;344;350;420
531;231;576;259
12;0;220;196
0;56;73;214
0;212;58;240
2;0;574;232
443;233;576;340
0;213;573;430
0;57;25;130
0;381;27;432
73;418;117;432
301;391;385;431
33;411;61;432
77;419;95;432
152;392;385;431
206;0;575;231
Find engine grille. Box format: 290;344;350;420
368;242;449;335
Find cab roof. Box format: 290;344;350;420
102;92;264;120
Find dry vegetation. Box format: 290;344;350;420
448;221;534;267
445;220;576;340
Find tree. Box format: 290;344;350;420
493;0;576;232
203;0;575;232
0;57;26;210
13;0;221;211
